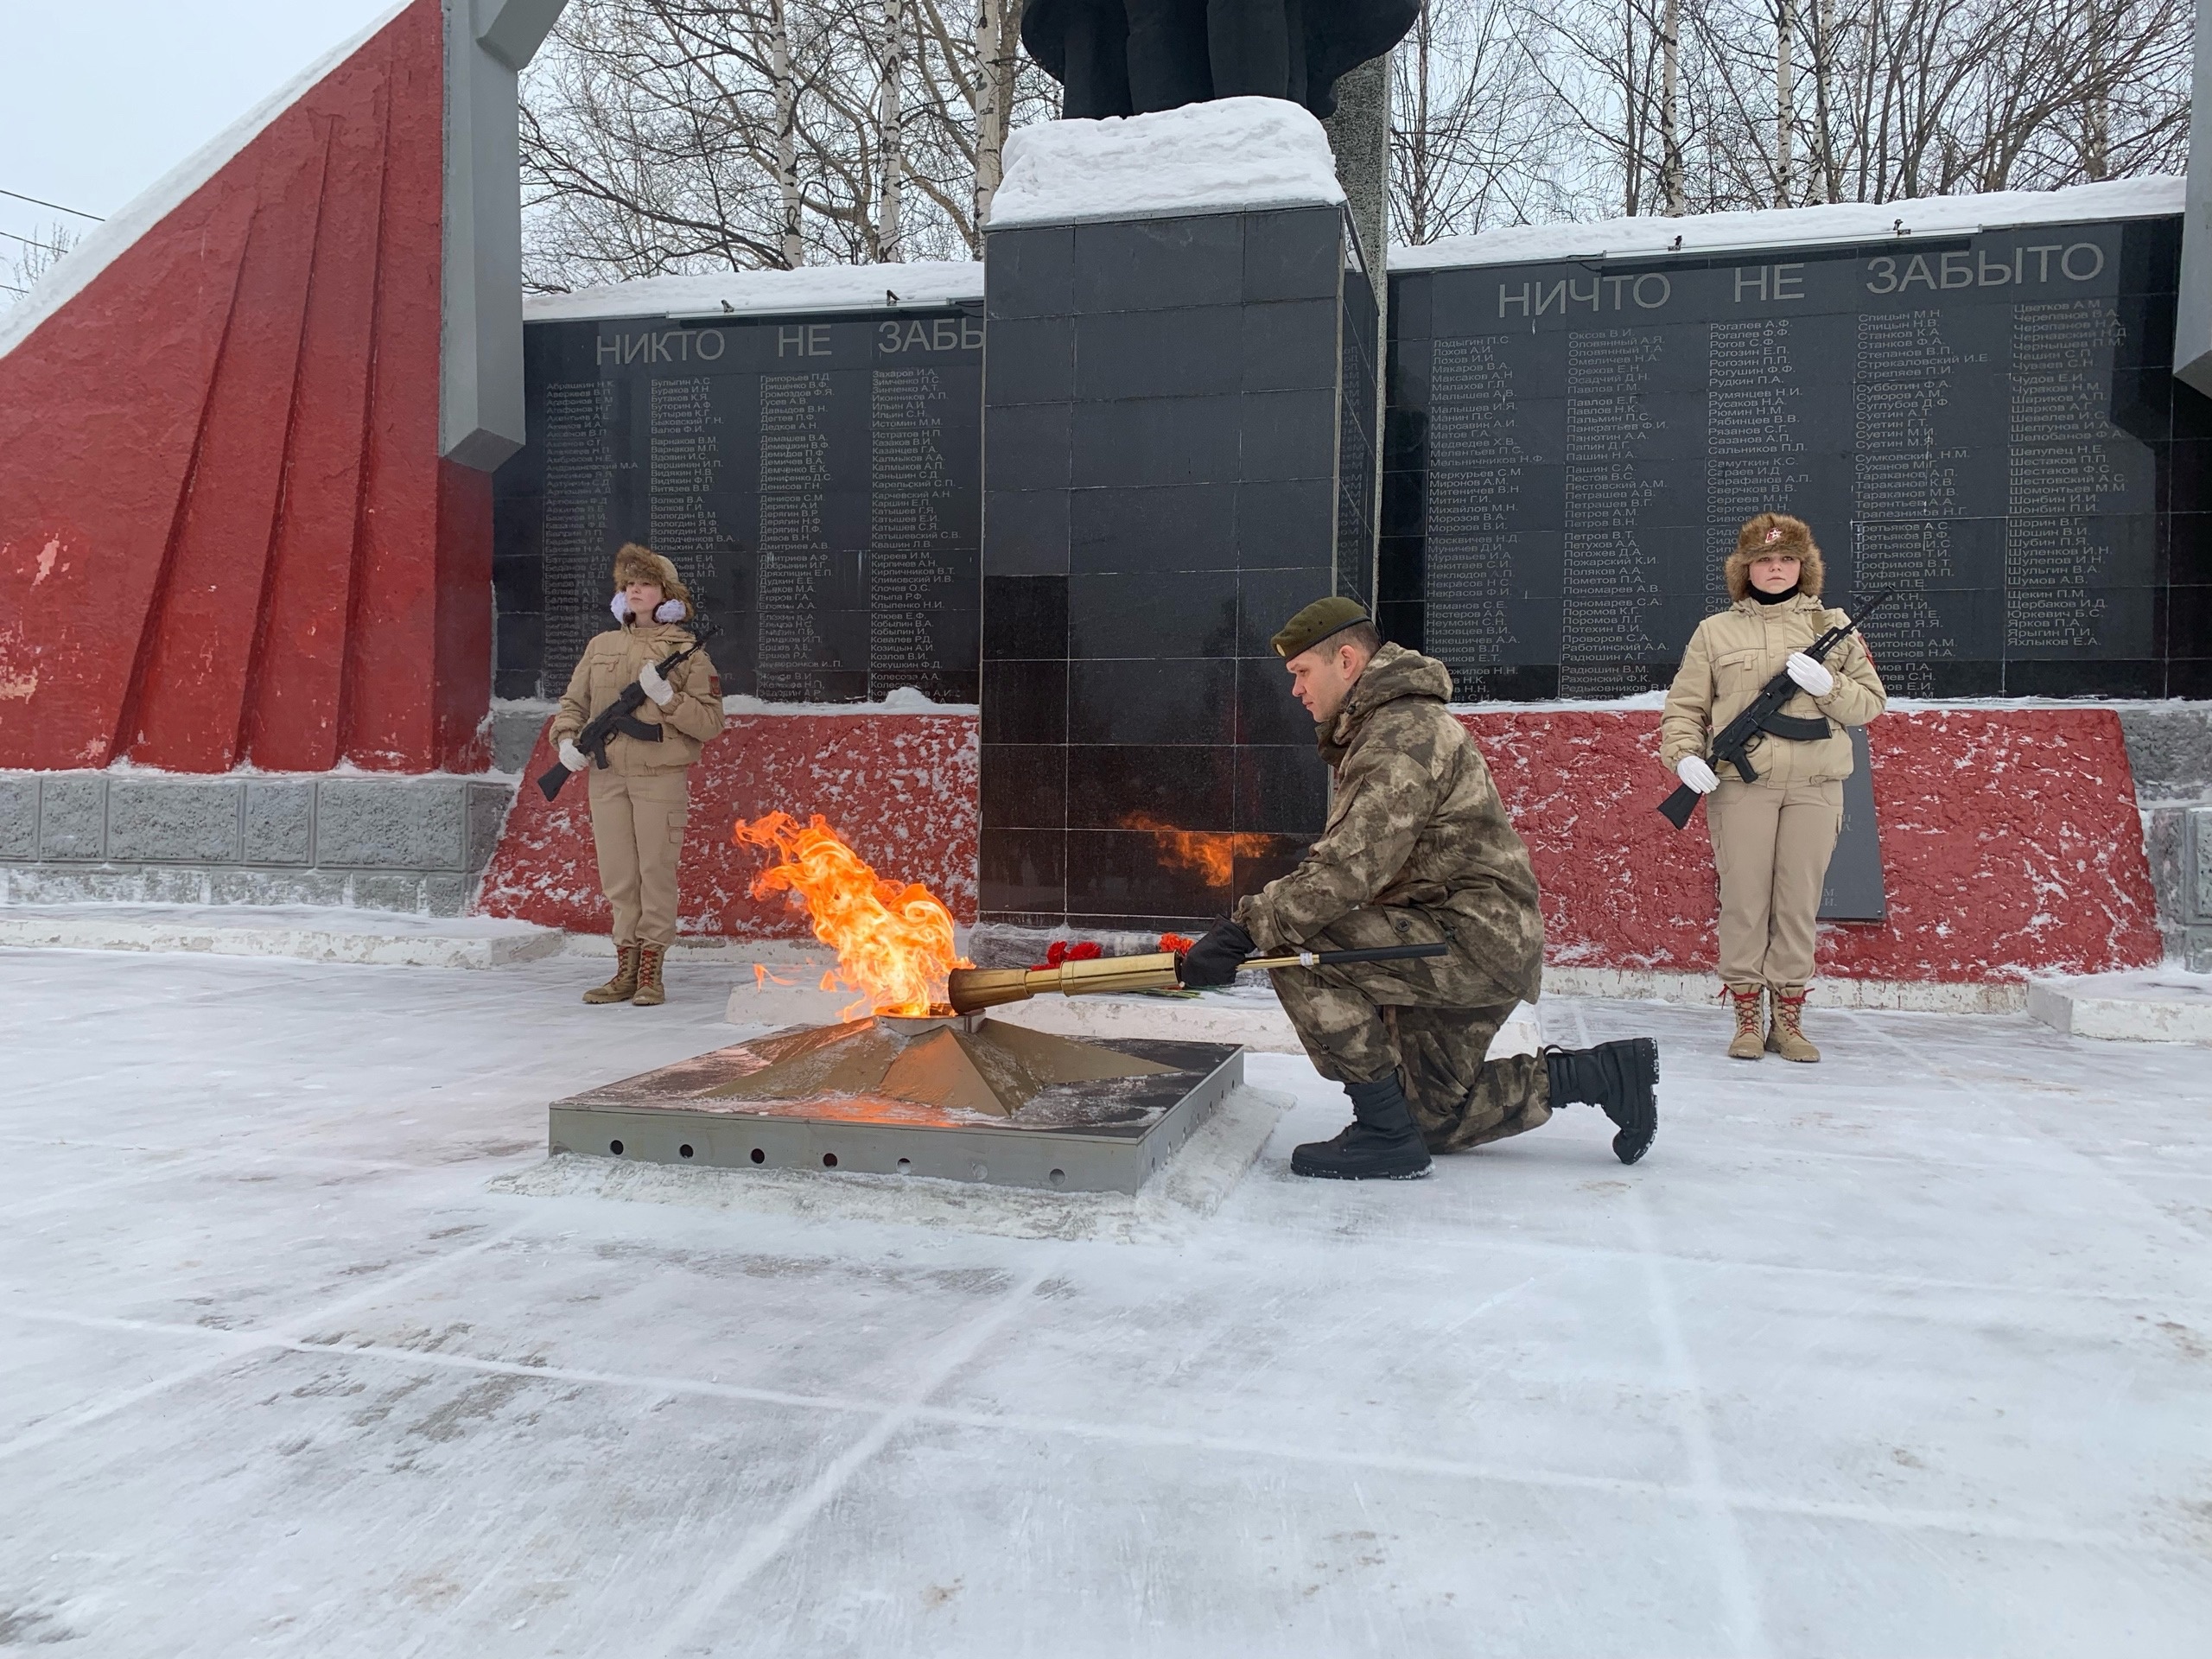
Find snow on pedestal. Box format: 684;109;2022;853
987;95;1346;229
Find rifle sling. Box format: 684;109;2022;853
1755;712;1833;742
609;714;664;743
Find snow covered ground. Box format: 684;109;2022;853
3;945;2209;1656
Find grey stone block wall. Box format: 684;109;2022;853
0;772;518;918
39;778;107;861
2143;804;2212;969
2118;705;2212;800
0;777;35;860
2123;706;2212;968
107;779;242;863
491;704;553;774
245;781;315;865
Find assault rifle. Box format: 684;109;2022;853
1656;590;1890;830
536;623;719;803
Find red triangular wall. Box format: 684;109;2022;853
0;0;488;773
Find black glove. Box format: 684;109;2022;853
1179;920;1254;988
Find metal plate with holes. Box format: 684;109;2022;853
549;1039;1243;1195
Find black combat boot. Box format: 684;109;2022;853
1545;1039;1659;1166
1290;1074;1433;1180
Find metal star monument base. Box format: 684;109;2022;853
548;1011;1243;1194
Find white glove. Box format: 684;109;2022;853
1786;652;1834;697
1675;754;1719;794
557;738;590;772
639;663;674;707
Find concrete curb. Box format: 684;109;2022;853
2024;969;2212;1043
0;906;564;969
1541;966;2030;1014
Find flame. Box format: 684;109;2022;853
732;811;967;1019
1124;815;1274;887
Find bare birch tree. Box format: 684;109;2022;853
3;221;79;303
971;0;1026;230
1389;0;1566;241
518;0;2194;275
874;0;907;258
520;0;1054;289
1660;0;1685;213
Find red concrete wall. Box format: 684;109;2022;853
474;704;2161;982
476;715;982;937
0;0;486;773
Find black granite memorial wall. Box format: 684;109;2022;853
977;207;1378;936
492;308;983;703
1381;214;2199;699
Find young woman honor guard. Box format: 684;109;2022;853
549;545;725;1007
1661;514;1885;1062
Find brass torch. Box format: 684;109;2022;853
945;942;1449;1015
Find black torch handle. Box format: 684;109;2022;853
1244;942;1451;969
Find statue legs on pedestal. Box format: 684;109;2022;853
1023;0;1413;122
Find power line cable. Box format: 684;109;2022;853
0;228;65;253
0;188;104;221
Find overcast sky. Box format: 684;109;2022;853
0;0;399;271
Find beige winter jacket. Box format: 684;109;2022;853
550;620;725;775
1660;593;1886;788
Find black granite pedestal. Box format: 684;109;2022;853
979;204;1378;943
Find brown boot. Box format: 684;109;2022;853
631;943;668;1007
1725;984;1765;1060
1767;988;1820;1062
582;943;640;1004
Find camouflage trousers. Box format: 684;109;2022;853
1268;906;1553;1154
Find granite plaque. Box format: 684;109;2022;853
977;206;1379;936
493;308;984;703
1383;214;2196;699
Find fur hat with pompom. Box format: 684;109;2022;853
610;543;692;623
1726;512;1824;602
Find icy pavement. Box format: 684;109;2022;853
3;947;2209;1656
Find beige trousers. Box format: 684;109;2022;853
587;768;690;947
1707;777;1842;995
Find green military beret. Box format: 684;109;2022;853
1270;595;1373;658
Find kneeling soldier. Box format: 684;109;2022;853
1179;599;1658;1179
550;545;725;1006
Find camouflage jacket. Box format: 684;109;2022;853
1234;644;1545;1007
